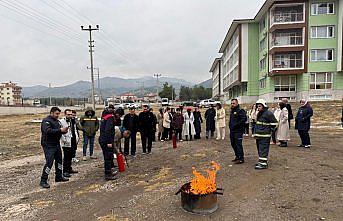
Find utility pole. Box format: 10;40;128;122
49;83;52;106
87;66;101;104
154;74;161;101
81;25;99;110
136;81;145;98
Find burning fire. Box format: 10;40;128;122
190;161;220;195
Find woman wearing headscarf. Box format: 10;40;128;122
193;106;203;139
295;99;313;148
183;107;196;141
277;102;290;147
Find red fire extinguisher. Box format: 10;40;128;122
116;153;125;172
172;132;177;149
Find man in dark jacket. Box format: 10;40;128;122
150;108;158;142
99;110;118;180
205;105;216;139
282;98;293;128
40;107;69;188
254;99;278;170
295;99;313;148
123;107;139;156
139;105;155;154
172;108;184;141
79;107;99;161
193;107;203;139
229;99;247;164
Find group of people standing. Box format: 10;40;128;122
39;97;315;188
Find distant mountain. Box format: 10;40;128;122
197;79;212;88
22;85;48;97
23;76;194;98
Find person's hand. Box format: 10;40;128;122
107;144;112;148
60;127;68;133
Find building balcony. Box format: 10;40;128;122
271;51;303;71
270;4;305;27
270;29;304;48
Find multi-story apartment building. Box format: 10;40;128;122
210;57;222;99
210;0;343;103
0;81;22;105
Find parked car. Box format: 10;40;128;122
114;103;125;109
161;98;170;107
199;99;220;108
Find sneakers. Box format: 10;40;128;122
179;140;184;142
90;156;97;160
40;180;50;189
63;172;71;178
72;158;80;163
82;156;87;161
55;176;69;182
304;145;311;148
255;162;268;170
297;144;305;147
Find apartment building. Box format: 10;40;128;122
210;57;222;99
210;0;343;103
0;81;22;105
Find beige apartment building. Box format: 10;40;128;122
0;81;22;105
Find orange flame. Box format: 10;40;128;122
190;161;220;195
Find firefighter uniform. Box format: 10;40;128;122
254;99;278;169
40;115;69;188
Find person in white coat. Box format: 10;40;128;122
60;109;79;178
277;102;290;147
215;103;226;140
271;103;282;145
162;107;171;141
183;108;196;141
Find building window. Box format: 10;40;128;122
311;26;334;38
259;78;267;89
273;52;303;69
259;17;266;32
274;75;296;91
311;3;334;15
310;72;333;90
310;49;334;61
259;37;266;51
259;58;266;71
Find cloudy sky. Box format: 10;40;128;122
0;0;265;87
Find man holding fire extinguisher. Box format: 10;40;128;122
99;109;131;181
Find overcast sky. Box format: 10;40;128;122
0;0;265;87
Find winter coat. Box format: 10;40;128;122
183;112;196;136
59;118;80;148
295;105;313;131
157;113;164;133
138;111;155;133
99;113;115;145
123;113;139;133
163;112;171;128
273;108;282;122
193;111;203;134
216;108;226;128
79;107;99;137
41;115;63;147
254;108;278;138
172;113;184;130
229;105;247;133
277;107;290;141
205;108;216;131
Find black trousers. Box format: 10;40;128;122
298;130;311;146
62;147;73;173
256;137;271;160
100;143;114;175
71;138;77;158
230;132;244;160
271;129;277;144
141;131;153;153
162;127;170;140
124;132;137;156
244;123;249;135
169;127;173;141
175;129;183;140
41;145;63;181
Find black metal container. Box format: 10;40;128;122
176;182;223;215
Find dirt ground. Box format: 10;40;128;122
0;110;342;221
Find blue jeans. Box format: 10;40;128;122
83;134;95;157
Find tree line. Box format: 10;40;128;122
158;82;212;101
